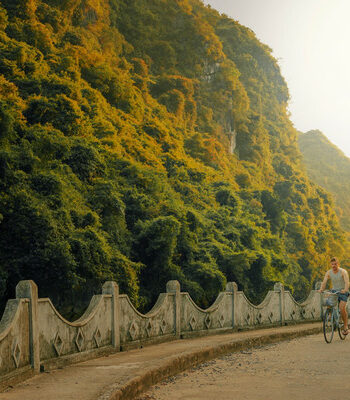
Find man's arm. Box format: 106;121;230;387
341;269;349;292
319;271;330;292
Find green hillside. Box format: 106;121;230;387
299;130;350;232
0;0;346;314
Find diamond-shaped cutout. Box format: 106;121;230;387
12;340;21;368
256;313;262;324
129;321;138;340
204;314;211;329
53;332;64;356
75;328;85;352
189;315;197;331
311;308;315;318
219;314;225;328
160;320;166;335
244;314;251;324
93;328;102;348
145;320;152;337
290;310;296;320
300;309;306;318
268;312;273;323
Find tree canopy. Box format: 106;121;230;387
0;0;347;315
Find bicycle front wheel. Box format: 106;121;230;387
323;308;334;343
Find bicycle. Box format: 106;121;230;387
322;290;347;343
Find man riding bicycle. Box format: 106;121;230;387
319;257;350;335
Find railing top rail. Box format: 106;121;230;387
284;289;317;307
120;292;169;319
0;299;27;342
238;290;275;310
38;294;107;327
181;291;228;313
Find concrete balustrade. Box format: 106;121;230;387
0;279;336;390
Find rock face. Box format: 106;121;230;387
229;129;237;154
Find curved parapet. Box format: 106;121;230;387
235;290;281;328
284;290;321;322
119;293;175;344
180;291;233;333
38;294;113;362
0;299;31;377
0;279;326;388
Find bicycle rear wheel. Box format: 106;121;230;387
338;324;346;340
338;314;347;340
323;308;334;343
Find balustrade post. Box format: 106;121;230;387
274;282;285;326
226;282;238;329
314;281;323;320
16;280;40;372
166;280;181;338
102;281;120;349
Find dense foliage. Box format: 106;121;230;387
299;130;350;233
0;0;347;315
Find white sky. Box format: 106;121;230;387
205;0;350;156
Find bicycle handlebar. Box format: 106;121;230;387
322;290;342;294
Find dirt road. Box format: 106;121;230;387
137;334;350;400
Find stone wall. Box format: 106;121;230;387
0;279;341;390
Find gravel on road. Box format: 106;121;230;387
136;334;350;400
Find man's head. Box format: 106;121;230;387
330;257;340;271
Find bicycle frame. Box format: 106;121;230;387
332;305;341;327
322;291;346;343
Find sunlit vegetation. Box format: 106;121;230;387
299;130;350;233
0;0;347;315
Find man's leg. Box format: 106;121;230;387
339;300;348;333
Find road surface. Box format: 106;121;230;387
137;334;350;400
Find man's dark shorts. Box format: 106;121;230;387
331;289;350;303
